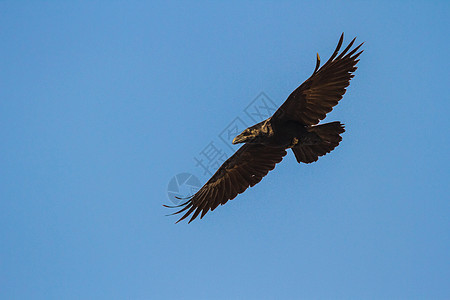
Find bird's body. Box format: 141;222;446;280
236;117;319;148
165;34;363;223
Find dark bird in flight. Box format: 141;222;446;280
165;34;363;223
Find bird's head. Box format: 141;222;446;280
232;128;255;144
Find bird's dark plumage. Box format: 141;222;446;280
165;34;363;223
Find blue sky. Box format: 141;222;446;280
1;1;449;299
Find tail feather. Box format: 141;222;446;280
292;121;345;164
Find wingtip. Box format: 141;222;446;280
163;199;191;208
339;33;344;45
313;52;321;74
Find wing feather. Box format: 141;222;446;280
273;34;363;125
169;144;287;223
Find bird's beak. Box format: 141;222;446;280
232;134;245;145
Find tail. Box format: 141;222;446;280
292;121;345;164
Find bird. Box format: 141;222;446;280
165;34;363;223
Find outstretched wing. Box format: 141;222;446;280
272;34;363;125
165;144;287;223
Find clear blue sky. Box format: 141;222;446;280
1;1;449;299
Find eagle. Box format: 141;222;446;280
165;34;363;223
